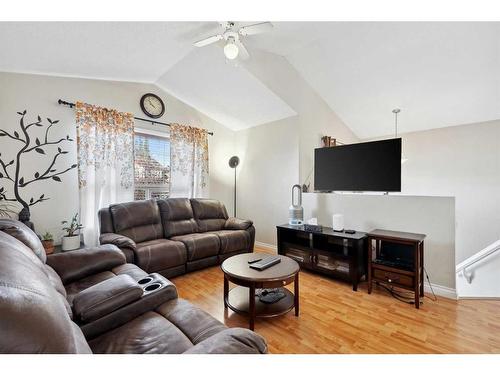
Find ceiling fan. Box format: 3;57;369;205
193;21;273;61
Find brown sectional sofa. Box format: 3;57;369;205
99;198;255;278
0;219;267;354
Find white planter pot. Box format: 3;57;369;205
62;235;80;251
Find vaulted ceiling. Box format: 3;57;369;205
0;22;498;137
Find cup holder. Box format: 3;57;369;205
143;282;162;293
138;277;153;285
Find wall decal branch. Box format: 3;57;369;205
0;110;77;226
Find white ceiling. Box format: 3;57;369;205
0;22;498;136
284;22;500;138
156;46;296;130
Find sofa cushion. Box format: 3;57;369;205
158;198;198;237
171;232;220;261
64;264;148;306
190;199;229;232
135;239;187;273
212;230;251;254
89;311;193;354
109;200;163;243
0;218;46;263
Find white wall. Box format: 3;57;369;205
397;120;500;264
235;118;299;245
242;50;358;187
0;72;235;242
303;193;456;288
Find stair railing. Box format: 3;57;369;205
456;240;500;284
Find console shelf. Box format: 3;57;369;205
277;224;367;291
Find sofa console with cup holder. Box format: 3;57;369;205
98;198;255;278
0;219;267;354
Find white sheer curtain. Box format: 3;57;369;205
169;124;209;198
76;102;134;246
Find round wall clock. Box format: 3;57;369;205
140;93;165;119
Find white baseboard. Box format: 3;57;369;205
254;241;457;300
254;241;277;252
424;283;457;300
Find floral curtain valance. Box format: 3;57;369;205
170;123;209;198
76;102;134;189
75;102;135;246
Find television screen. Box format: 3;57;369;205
314;138;401;192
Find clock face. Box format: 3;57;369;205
140;93;165;119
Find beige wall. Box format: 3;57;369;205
0;72;235;242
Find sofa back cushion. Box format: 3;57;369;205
0;218;47;263
0;231;91;353
158;198;198;237
109;200;163;243
98;207;114;234
190;199;229;232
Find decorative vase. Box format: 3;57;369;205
62;235;80;251
41;240;55;254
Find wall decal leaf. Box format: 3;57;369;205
52;176;61;182
35;148;45;155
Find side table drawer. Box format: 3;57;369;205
373;269;414;287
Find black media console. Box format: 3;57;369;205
276;224;367;291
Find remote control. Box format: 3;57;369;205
247;258;262;264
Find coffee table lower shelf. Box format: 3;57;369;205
226;286;295;319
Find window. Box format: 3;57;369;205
134;130;170;200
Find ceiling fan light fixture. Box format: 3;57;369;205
224;38;239;60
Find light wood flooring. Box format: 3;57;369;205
172;247;500;354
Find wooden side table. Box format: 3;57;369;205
221;253;300;331
367;229;425;308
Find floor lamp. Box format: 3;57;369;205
228;156;240;217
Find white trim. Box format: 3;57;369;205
254;241;457;299
456;239;500;274
424;283;457;300
135;127;170;138
255;241;277;252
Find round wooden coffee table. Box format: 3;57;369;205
221;253;300;330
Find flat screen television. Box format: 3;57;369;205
314;138;401;192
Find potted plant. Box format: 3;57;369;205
41;232;55;254
61;213;83;251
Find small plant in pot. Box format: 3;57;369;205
61;213;83;251
41;232;55;255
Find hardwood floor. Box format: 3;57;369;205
172;247;500;354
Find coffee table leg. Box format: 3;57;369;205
223;275;229;308
294;272;299;316
249;284;255;331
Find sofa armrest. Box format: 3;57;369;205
224;218;253;230
46;244;126;285
73;274;143;323
184;328;268;354
99;233;136;250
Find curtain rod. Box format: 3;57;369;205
57;99;214;136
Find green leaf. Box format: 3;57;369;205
35;148;45;155
52;176;61;182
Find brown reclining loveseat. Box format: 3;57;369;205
0;219;267;354
99;198;255;278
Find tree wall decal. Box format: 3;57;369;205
0;110;77;227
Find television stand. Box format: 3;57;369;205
367;229;425;309
276;224;367;291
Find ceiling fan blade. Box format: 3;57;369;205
235;40;250;60
238;22;273;36
194;34;223;47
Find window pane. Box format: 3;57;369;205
134;132;170;200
